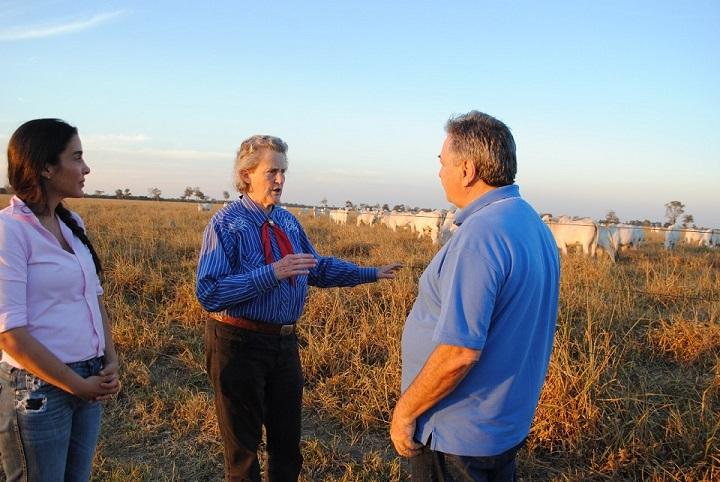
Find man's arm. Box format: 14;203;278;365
390;343;480;457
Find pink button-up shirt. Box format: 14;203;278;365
0;196;105;368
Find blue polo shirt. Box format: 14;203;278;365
401;184;560;456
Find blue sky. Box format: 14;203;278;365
1;1;718;226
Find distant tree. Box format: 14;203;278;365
93;190;104;197
681;214;694;227
115;189;123;199
382;203;390;211
665;201;685;225
182;186;194;200
392;204;406;212
642;219;652;226
123;188;131;198
194;187;206;201
320;197;328;208
148;187;162;200
223;191;230;201
344;200;354;210
604;210;620;224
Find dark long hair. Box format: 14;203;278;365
7;119;102;274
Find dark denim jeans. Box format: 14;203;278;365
0;357;104;482
410;438;524;482
205;318;303;482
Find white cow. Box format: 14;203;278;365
329;209;349;225
412;211;443;244
381;211;415;232
197;202;212;212
544;215;598;256
439;211;458;245
615;224;644;250
684;229;704;246
664;223;682;249
596;225;619;263
356;211;379;227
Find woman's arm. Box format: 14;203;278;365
0;327;117;401
95;297;120;401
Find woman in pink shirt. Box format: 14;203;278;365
0;119;120;482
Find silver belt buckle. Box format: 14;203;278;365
280;324;294;336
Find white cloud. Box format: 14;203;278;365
0;11;125;41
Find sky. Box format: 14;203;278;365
1;0;718;226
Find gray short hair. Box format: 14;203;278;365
233;135;288;193
445;111;516;187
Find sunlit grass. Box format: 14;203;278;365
1;195;718;481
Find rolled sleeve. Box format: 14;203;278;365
0;221;29;332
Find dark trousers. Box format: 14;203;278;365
410;438;524;482
205;318;303;482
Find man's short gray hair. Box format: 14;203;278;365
233;135;288;193
445;111;516;187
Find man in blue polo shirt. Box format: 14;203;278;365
390;111;560;480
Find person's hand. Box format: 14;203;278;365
272;254;318;280
377;262;402;280
72;374;118;402
390;409;423;458
94;360;121;402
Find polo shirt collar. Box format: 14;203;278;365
9;196;37;217
454;184;520;226
239;194;277;226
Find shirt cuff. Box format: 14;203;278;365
358;267;378;284
252;264;279;293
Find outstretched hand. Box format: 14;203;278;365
273;254;318;280
377;262;402;280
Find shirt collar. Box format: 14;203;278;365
239;194;277;226
454;184;520;226
9;196;37;217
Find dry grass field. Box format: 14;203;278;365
1;195;719;481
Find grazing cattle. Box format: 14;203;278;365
439;210;458;245
412;211;443;244
544;215;598;256
712;230;720;248
197;202;212;212
698;229;713;247
664;223;682;249
596;225;619;262
329;209;349;225
615;224;644;250
356;211;379;227
684;229;704;246
381;211;415;232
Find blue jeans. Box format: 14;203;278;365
0;357;104;482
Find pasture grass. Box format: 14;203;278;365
1;196;718;481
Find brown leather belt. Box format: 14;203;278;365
211;314;295;336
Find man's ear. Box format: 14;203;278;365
461;159;477;187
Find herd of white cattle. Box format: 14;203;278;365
303;207;458;245
541;215;719;261
299;207;720;261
